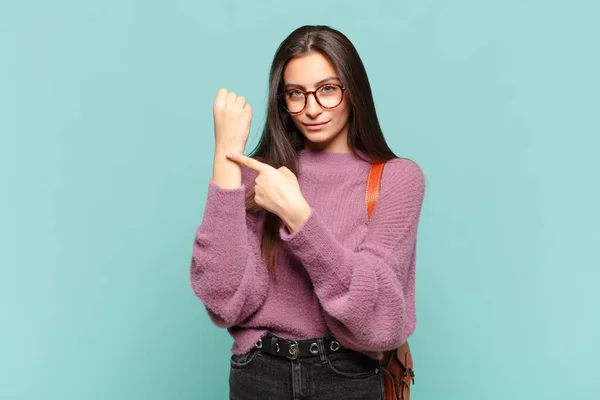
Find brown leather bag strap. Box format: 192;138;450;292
366;157;385;222
397;342;415;384
367;157;416;400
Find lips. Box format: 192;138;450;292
303;121;330;130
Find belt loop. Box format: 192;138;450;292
269;336;278;355
316;337;327;364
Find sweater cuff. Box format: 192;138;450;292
278;210;351;285
205;179;247;220
278;208;317;244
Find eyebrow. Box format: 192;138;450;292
284;76;341;90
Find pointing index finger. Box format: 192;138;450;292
226;153;269;173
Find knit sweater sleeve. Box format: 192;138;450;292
279;158;425;352
190;164;269;328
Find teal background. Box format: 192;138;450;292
1;0;599;399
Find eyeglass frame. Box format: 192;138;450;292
278;83;346;115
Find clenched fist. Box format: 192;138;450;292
213;88;252;154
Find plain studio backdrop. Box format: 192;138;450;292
1;1;598;399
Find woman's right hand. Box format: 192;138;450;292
213;88;252;154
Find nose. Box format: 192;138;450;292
304;92;323;118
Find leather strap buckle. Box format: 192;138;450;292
286;341;299;360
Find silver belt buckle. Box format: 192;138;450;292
286;341;299;360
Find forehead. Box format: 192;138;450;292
283;52;338;86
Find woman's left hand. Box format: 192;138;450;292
225;153;312;232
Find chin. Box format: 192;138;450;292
302;131;332;142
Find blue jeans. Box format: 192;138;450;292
229;336;384;399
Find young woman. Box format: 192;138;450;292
191;25;425;400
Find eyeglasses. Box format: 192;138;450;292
278;83;346;114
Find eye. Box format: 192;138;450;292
321;85;336;92
287;90;304;98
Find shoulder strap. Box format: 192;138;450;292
367;157;416;390
366;157;386;222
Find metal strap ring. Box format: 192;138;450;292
330;341;341;351
309;343;319;354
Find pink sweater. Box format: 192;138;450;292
190;149;426;359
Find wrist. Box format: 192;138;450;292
282;199;312;233
212;150;242;189
215;143;246;156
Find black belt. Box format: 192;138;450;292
254;334;345;360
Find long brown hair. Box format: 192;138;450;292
246;25;398;275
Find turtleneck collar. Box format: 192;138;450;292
297;148;373;174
